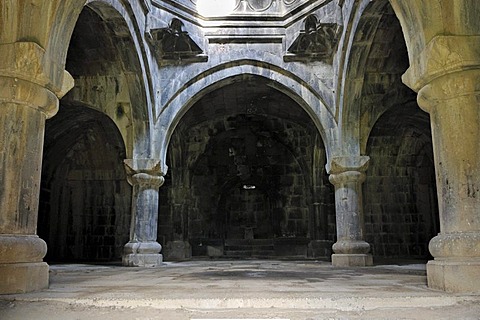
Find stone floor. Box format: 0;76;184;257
1;259;479;319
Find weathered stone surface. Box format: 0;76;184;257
123;160;165;267
328;157;372;266
0;262;48;294
332;253;373;267
0;63;61;293
427;260;480;293
391;1;480;292
1;0;480;295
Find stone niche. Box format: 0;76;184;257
285;14;342;64
159;78;336;260
147;18;207;65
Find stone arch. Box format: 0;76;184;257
353;1;415;154
156;60;338;172
39;103;131;262
336;0;395;155
64;0;154;158
334;0;439;262
159;75;335;260
363;103;438;258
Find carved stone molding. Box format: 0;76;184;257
189;0;306;15
284;14;342;64
146;18;207;65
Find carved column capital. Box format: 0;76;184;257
0;42;74;100
417;69;480;113
129;173;165;188
329;170;365;186
402;35;480;93
0;76;59;118
326;156;369;175
124;159;165;188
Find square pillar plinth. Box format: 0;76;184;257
123;254;163;267
0;262;49;294
332;254;373;267
427;260;480;293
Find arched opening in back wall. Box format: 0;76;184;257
364;105;439;259
38;104;131;262
159;77;335;260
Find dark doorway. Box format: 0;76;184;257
38;104;131;262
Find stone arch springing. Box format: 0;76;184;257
65;0;155;158
336;0;397;155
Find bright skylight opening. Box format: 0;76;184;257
196;0;237;17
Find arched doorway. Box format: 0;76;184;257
160;77;335;260
364;105;439;259
39;104;131;262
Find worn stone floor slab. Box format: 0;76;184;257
1;260;479;319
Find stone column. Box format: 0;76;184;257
327;156;372;267
416;69;480;292
0;78;57;293
123;159;164;267
0;42;73;294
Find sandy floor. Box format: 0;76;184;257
1;260;479;319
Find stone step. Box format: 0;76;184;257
224;245;274;251
224;250;275;257
224;239;275;258
224;239;274;246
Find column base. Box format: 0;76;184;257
0;262;49;294
332;254;373;267
427;259;480;293
122;253;163;267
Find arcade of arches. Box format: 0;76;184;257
0;0;479;294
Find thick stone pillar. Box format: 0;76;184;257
416;69;480;292
328;156;372;267
123;159;164;267
0;41;73;294
0;78;58;293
